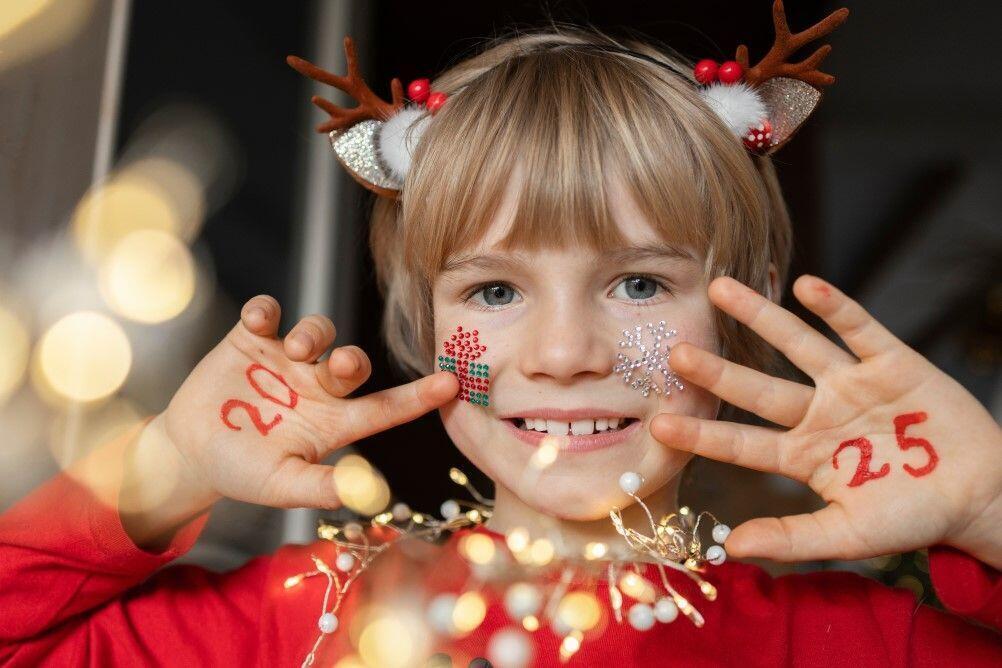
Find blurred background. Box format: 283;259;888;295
1;0;998;606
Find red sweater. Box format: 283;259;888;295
1;460;1000;666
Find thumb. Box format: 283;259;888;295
725;506;850;562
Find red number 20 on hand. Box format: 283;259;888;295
220;364;299;436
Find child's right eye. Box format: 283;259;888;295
466;282;522;310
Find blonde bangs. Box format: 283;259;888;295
371;28;791;378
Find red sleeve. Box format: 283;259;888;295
928;545;1002;630
0;449;269;665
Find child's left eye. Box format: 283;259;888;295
611;275;669;301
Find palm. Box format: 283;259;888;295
163;297;457;510
652;276;1002;564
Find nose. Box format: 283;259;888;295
518;297;612;384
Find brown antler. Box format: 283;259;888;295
287;36;404;133
736;0;850;88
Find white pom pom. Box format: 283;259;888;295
376;107;430;182
699;83;766;137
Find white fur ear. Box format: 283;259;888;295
700;83;766;137
376;107;430;183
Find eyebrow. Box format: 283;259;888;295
441;243;695;275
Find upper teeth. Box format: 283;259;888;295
517;417;624;435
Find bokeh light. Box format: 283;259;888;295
0;0;93;73
48;397;143;469
618;572;656;603
99;229;196;323
0;304;30;405
72;158;204;265
452;591;487;634
35;311;131;403
332;454;391;516
459;533;497;565
357;611;419;668
556;591;602;632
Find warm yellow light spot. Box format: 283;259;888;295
412;513;425;524
699;581;717;600
332;454;390;516
529;538;555;566
466;509;482;523
98;230;196;323
451;591;487;634
284;574;304;589
522;614;540;632
556;591;602;632
559;631;583;661
372;511;393;525
36;312;131;402
0;0;93;73
618;572;656;603
358;614;415;668
506;527;530;553
318;524;338;540
459;533;496;565
449;467;468;485
0;305;30;404
583;542;608;560
530;436;559;469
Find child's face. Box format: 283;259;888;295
431;172;721;520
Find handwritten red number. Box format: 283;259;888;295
894;411;938;477
220;399;282;435
219;363;298;436
832;437;890;487
246;363;298;408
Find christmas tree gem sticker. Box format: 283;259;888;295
439;325;490;406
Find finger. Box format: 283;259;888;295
708;276;856;378
284;314;336;363
263;457;341;510
650;413;808;481
725;505;855;562
240;295;282;337
316;345;373;398
670;342;813;427
792;275;902;359
344;372;459;442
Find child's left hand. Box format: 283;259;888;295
650;275;1002;568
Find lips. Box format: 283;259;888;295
500;415;642;452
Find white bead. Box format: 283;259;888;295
504;583;542;619
619;472;642;496
427;593;458;634
706;544;727;565
627;603;656;631
391;502;411;521
654;597;678;623
318;612;339;634
711;524;731;544
335;552;355;572
440;499;461;519
487;628;533;668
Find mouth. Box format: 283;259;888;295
499;413;643;452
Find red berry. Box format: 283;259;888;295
742;118;774;152
426;91;448;113
693;59;719;85
717;61;744;84
407;78;431;104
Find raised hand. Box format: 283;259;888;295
155;295;457;513
650;276;1002;567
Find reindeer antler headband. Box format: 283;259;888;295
288;0;849;200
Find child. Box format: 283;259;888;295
2;4;1000;666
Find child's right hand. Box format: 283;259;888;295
151;295;458;513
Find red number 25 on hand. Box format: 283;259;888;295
220;364;299;436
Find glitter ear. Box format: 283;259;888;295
439;325;490;407
613;321;684;398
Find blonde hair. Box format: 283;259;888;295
369;27;791;383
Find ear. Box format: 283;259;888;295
766;262;782;304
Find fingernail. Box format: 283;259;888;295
293;332;313;352
249;307;266;321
